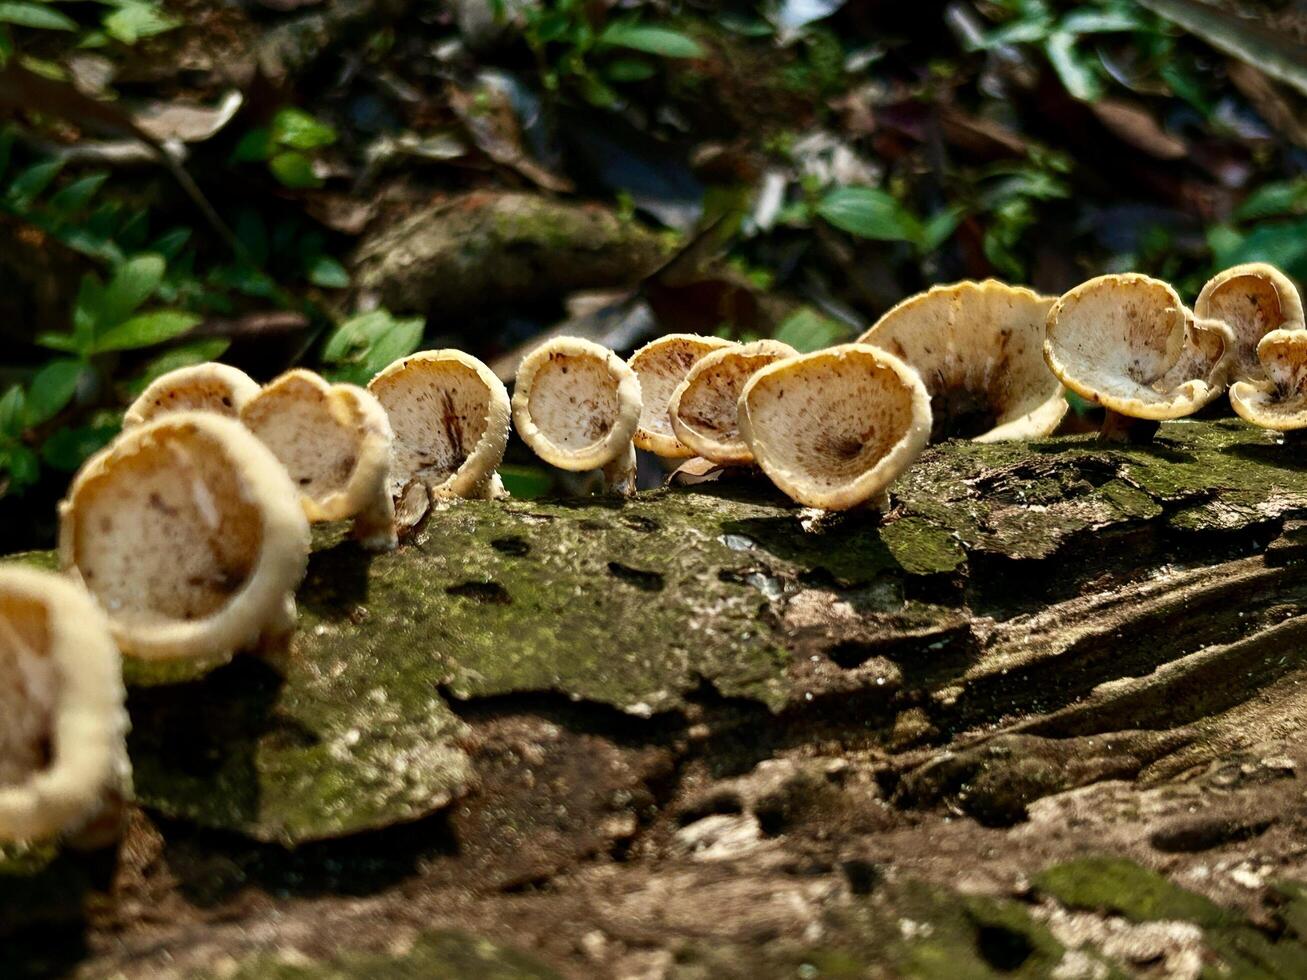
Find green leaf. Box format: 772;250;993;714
1059;9;1143;35
150;227;191;260
919;207;964;253
271;108;337;151
98;253;165;328
976;18;1052;49
41;424;117;472
499;464;552;499
815;186;921;243
774;308;851;353
129;339;230;394
1043;31;1102;101
599;21;705;59
103;2;177;45
47;172;108;214
605;58;656;82
268;150;321;189
94;310;200;353
0;384;24;437
1235;180;1307;223
0;3;76;31
306;254;349;288
34;332;81;354
24;359;84;426
7;159;63;207
0;25;13;66
1210;218;1307;278
0;443;39;491
322;309;424;385
231;127;273;163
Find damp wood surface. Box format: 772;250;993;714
11;418;1307;977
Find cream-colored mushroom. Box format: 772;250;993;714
738;343;932;511
1195;263;1304;383
368;351;511;517
668;340;798;465
241;369;396;551
1044;273;1234;441
512;337;642;494
628;334;736;458
0;566;128;845
59;412;310;664
858;280;1066;442
1230;328;1307;431
123;363;259;429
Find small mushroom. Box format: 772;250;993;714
668;340;798;465
858;280;1066;442
123;363;260;429
368;351;511;514
512;337;642;495
628;333;736;458
1195;263;1305;383
59;412;311;664
241;369;397;551
1229;328;1307;432
738;343;932;511
0;566;129;845
1044;274;1235;442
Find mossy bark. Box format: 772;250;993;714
11;419;1307;978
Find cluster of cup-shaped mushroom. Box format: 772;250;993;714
5;260;1303;848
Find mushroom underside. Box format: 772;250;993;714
522;351;620;453
1201;274;1289;377
372;362;495;494
0;594;56;788
243;383;359;501
69;427;264;626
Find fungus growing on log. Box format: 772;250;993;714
669;339;798;465
858;280;1066;442
1229;328;1307;432
241;369;397;551
58;412;310;664
123;363;260;429
1044;273;1234;442
1195;262;1304;383
512;337;642;495
628;334;735;458
737;343;931;510
0;566;128;845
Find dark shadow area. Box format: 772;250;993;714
1226;441;1307;472
3;922;92;980
298;536;378;620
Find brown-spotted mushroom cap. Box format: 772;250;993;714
858;280;1066;442
58;412;310;664
1195;262;1305;383
512;336;642;494
1044;273;1234;421
668;340;798;465
123;363;259;429
0;566;128;844
241;369;397;551
738;343;932;511
628;333;736;457
1230;328;1307;431
368;350;511;505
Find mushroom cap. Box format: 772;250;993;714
512;337;642;472
1044;273;1235;421
628;334;736;457
123;363;260;429
858;280;1066;442
368;350;510;499
1195;263;1305;383
241;369;393;523
58;412;310;663
0;565;128;843
669;340;798;464
738;343;932;511
1230;328;1307;430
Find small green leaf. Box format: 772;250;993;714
0;24;13;66
271;108;337;151
98;253;165;328
306;254;349;288
7;159;63;207
1235;180;1307;222
499;464;552;499
1059;9;1143;34
94;310;201;353
150;227;191;260
599;21;705;58
35;332;81;354
976;18;1052;49
1043;31;1102;101
0;384;24;437
103;2;177;44
919;207;965;253
129;339;230;394
815;186;921;243
0;3;77;31
774;308;851;353
268;150;322;189
231;127;273;163
47;172;108;214
322;309;424;385
605;58;656;82
41;424;118;472
0;443;39;491
24;359;84;426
